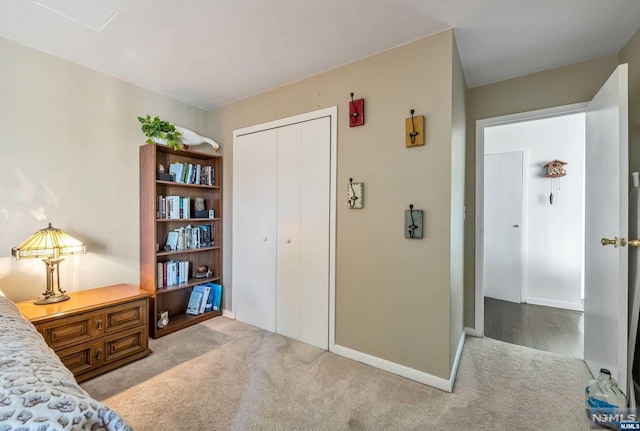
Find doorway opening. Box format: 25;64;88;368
476;103;587;359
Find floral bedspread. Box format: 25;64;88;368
0;294;132;431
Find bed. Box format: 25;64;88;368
0;289;132;430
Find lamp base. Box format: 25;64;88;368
34;294;70;305
33;257;70;305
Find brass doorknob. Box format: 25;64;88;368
601;237;619;247
629;239;640;247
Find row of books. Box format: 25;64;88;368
165;225;214;251
158;260;190;288
168;163;215;186
157;195;192;219
186;283;222;315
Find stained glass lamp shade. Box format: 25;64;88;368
12;223;86;304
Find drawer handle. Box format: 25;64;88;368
96;319;103;330
95;348;102;361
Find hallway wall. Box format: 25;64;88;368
484;113;586;311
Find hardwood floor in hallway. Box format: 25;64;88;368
484;297;584;359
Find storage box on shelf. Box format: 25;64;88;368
140;144;223;338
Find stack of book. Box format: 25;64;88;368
157;260;190;288
164;225;214;251
157;195;191;219
185;283;223;315
168;163;215;185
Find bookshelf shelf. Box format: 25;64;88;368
157;246;220;257
156;277;222;294
140;144;223;339
155;309;222;337
156;180;220;189
156;218;221;223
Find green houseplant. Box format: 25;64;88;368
137;115;183;150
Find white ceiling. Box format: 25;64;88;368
0;0;638;110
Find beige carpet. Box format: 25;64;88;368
82;317;593;430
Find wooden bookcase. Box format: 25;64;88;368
140;144;222;338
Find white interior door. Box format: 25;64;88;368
276;123;303;341
299;117;330;348
584;64;629;394
483;151;524;304
233;129;278;332
276;118;330;349
628;186;640;407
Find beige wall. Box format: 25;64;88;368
620;28;640;177
463;55;619;327
208;30;461;379
449;35;466;366
0;36;207;302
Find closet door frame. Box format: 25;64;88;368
232;106;338;348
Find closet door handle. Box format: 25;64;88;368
628;239;640;247
263;237;268;242
286;239;291;244
601;237;619;247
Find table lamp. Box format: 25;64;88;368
12;223;86;305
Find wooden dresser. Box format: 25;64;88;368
16;284;152;383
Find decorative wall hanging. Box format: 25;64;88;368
405;109;425;147
544;159;567;178
349;92;365;127
405;204;423;238
347;178;364;209
543;159;567;207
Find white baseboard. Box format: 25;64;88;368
222;309;235;319
449;330;466;392
465;327;482;337
525;296;584;312
331;331;466;393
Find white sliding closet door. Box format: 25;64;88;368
233;114;331;350
277;118;330;349
276;123;303;341
300;117;331;348
233;130;278;332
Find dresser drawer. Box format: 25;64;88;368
103;326;148;364
57;341;102;376
36;313;100;351
103;299;147;334
35;299;147;351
